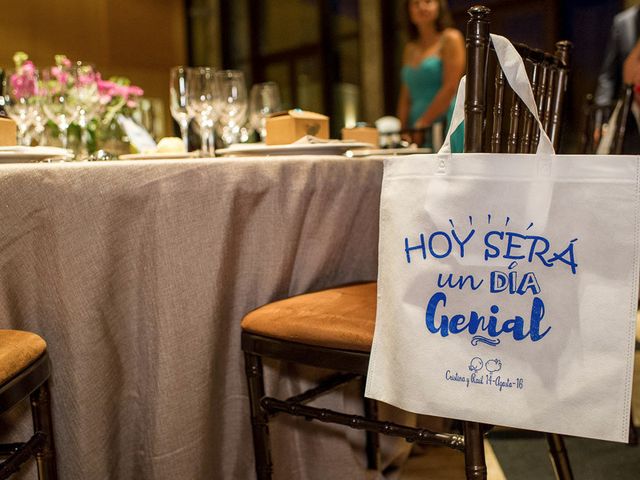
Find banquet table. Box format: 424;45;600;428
0;156;414;479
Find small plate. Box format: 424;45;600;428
346;147;433;157
0;146;74;163
216;141;375;157
118;152;195;160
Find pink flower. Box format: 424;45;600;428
9;61;37;98
127;85;144;97
96;79;143;105
50;66;69;86
21;60;36;76
76;72;97;87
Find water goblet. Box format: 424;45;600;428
186;67;219;157
31;102;48;146
215;70;248;146
70;62;100;156
170;66;193;151
41;67;77;150
249;81;281;142
2;67;39;146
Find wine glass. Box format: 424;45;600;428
249;82;281;142
215;70;247;146
2;67;39;146
186;67;219;157
30;101;48;146
70;62;100;156
170;66;193;151
41;67;77;150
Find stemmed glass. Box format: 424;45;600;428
215;70;247;146
2;67;39;146
31;103;48;146
170;66;193;151
186;67;219;157
70;62;100;156
249;82;281;142
41;67;77;150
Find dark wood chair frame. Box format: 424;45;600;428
580;85;634;155
242;6;575;480
0;351;57;480
465;9;571;154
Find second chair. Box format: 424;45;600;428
241;6;574;480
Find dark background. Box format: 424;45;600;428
188;0;625;152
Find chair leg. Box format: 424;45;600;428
362;394;380;471
546;433;573;480
463;421;487;480
244;352;273;480
629;408;638;445
30;381;57;480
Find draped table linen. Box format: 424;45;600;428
0;156;412;479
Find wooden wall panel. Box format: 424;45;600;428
0;0;188;136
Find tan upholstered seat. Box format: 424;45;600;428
0;330;47;385
241;282;377;352
636;311;640;344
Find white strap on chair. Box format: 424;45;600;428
440;34;556;157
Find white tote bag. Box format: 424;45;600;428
366;34;640;443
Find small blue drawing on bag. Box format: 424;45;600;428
485;359;502;373
468;357;483;372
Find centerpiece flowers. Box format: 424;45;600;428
8;51;144;155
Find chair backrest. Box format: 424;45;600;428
580;94;614;154
580;85;634;155
611;84;635;154
464;6;572;154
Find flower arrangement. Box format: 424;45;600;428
7;51;145;153
10;52;37;98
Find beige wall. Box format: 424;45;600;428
0;0;188;136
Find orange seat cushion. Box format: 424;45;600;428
0;330;47;385
241;282;377;352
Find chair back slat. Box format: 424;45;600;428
530;63;550;151
464;5;491;152
541;69;556;133
611;84;634;155
518;58;538;153
506;91;522;153
490;67;505;153
548;41;572;149
465;7;571;155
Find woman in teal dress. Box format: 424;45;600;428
397;0;465;149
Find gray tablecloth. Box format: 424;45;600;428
0;156;412;479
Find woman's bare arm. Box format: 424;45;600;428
397;43;415;129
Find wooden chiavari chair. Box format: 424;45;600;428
241;6;574;480
0;331;57;479
580;85;634;154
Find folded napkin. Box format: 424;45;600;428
293;135;345;145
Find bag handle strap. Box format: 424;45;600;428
439;34;555;156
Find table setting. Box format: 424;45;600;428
0;56;439;480
0;52;434;164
